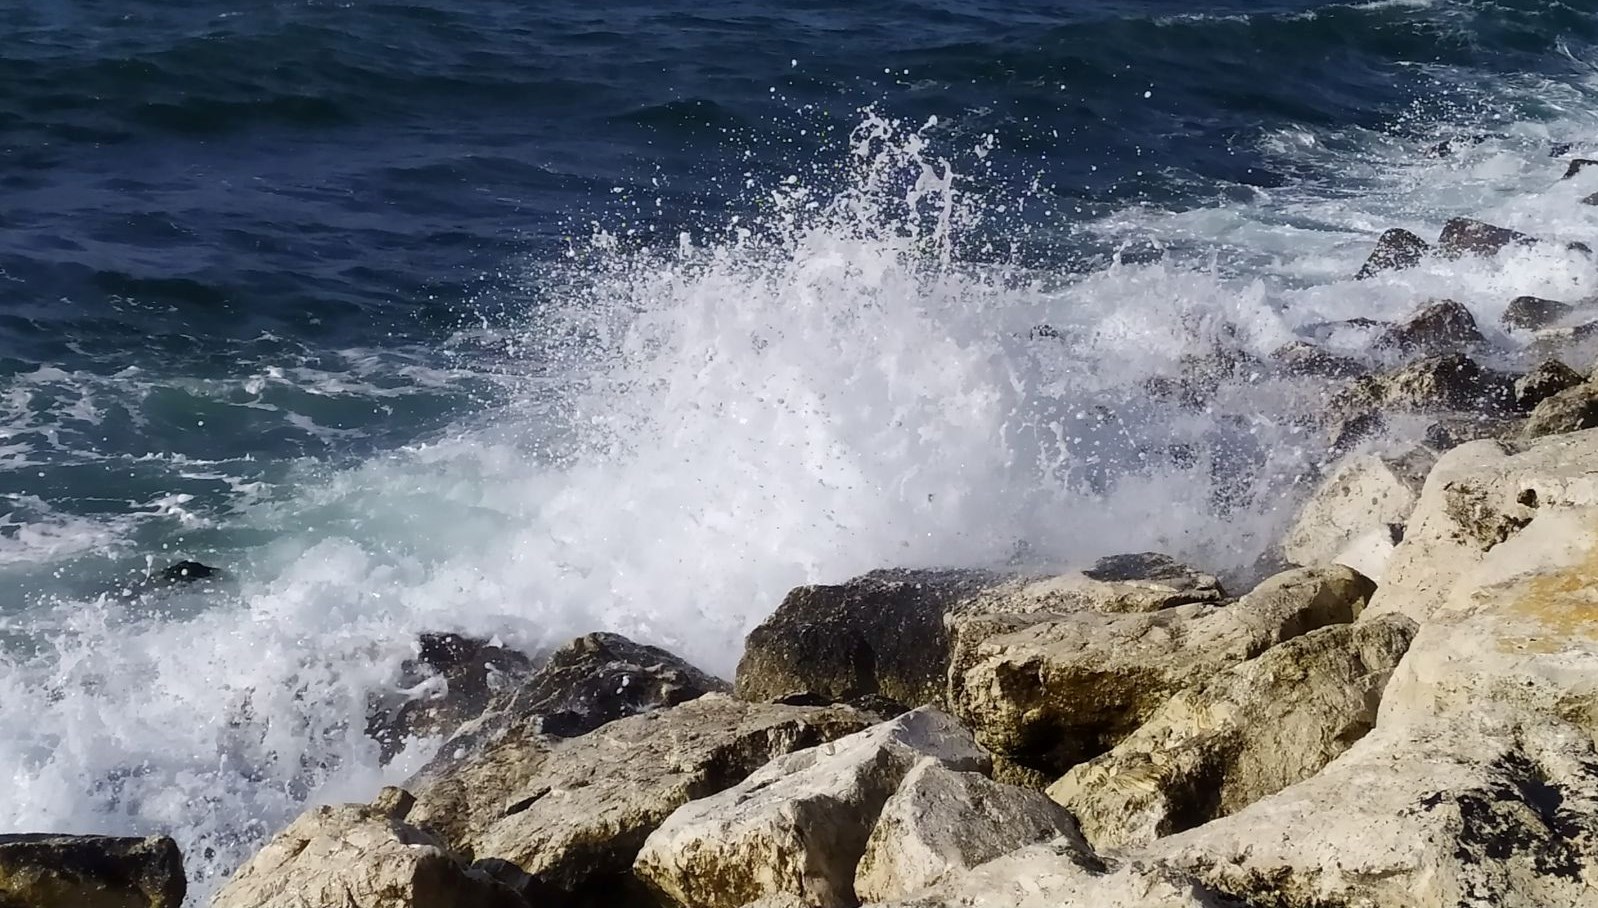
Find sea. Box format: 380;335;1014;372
2;0;1597;898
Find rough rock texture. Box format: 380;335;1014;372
367;632;538;762
1424;414;1520;451
867;840;1229;908
1503;295;1574;331
1326;353;1515;449
1437;216;1537;258
736;557;1222;708
1586;191;1598;206
1354;227;1428;280
1282;447;1435;573
211;788;527;908
1048;614;1416;851
1523;382;1598;439
950;565;1375;777
1268;341;1364;379
853;759;1089;902
0;834;184;908
408;695;869;902
1514;359;1586;411
1374;299;1485;354
633;708;989;908
1367;430;1598;625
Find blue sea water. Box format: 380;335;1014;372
3;0;1598;896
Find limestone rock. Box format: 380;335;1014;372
0;834;184;908
366;632;538;763
1354;227;1428;280
211;788;527;908
866;840;1229;908
1437;217;1537;258
1502;295;1574;332
409;695;869;902
1374;299;1485;354
1514;359;1585;411
1049;614;1416;851
633;708;988;908
1523;382;1598;439
1366;431;1598;624
854;759;1090;902
736;558;1222;708
1282;447;1435;569
950;565;1374;777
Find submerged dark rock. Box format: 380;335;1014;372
1355;228;1428;280
367;632;539;762
1562;159;1598;180
1436;217;1537;259
160;560;217;584
1270;341;1365;379
1502;296;1574;332
0;834;185;908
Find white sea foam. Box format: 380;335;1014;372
3;77;1598;903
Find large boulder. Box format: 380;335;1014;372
853;759;1090;902
408;694;870;903
1048;614;1416;851
949;565;1374;777
1374;299;1485;355
1514;360;1586;411
1354;228;1428;280
735;558;1222;708
1522;382;1598;439
366;632;538;762
866;840;1229;908
211;788;528;908
1436;217;1537;258
1268;341;1364;379
1502;296;1574;332
1364;434;1598;624
1325;353;1515;449
633;708;988;908
0;834;184;908
1282;447;1435;575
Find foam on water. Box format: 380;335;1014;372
5;73;1598;900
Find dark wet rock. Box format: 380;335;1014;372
1436;217;1537;259
1354;228;1429;280
1571;241;1594;256
1522;382;1598;439
1115;239;1165;266
1501;295;1574;332
1585;191;1598;206
1145;347;1264;410
1552;142;1575;157
491;632;728;740
1373;299;1484;355
366;632;539;763
1563;158;1598;180
1423;415;1521;452
1327;354;1516;450
1269;341;1365;379
0;834;185;908
160;561;217;584
1028;324;1062;341
1513;360;1586;411
1421;135;1489;159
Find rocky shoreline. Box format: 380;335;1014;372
10;175;1598;906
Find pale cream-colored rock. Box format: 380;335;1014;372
1365;431;1598;624
633;708;989;908
853;758;1088;902
1146;715;1598;908
1330;526;1399;583
735;555;1222;708
409;694;869;900
1282;447;1434;569
210;788;526;908
866;839;1228;908
950;565;1374;776
1048;614;1415;851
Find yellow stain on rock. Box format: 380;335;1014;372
1506;534;1598;653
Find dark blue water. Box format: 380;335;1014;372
4;0;1598;896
